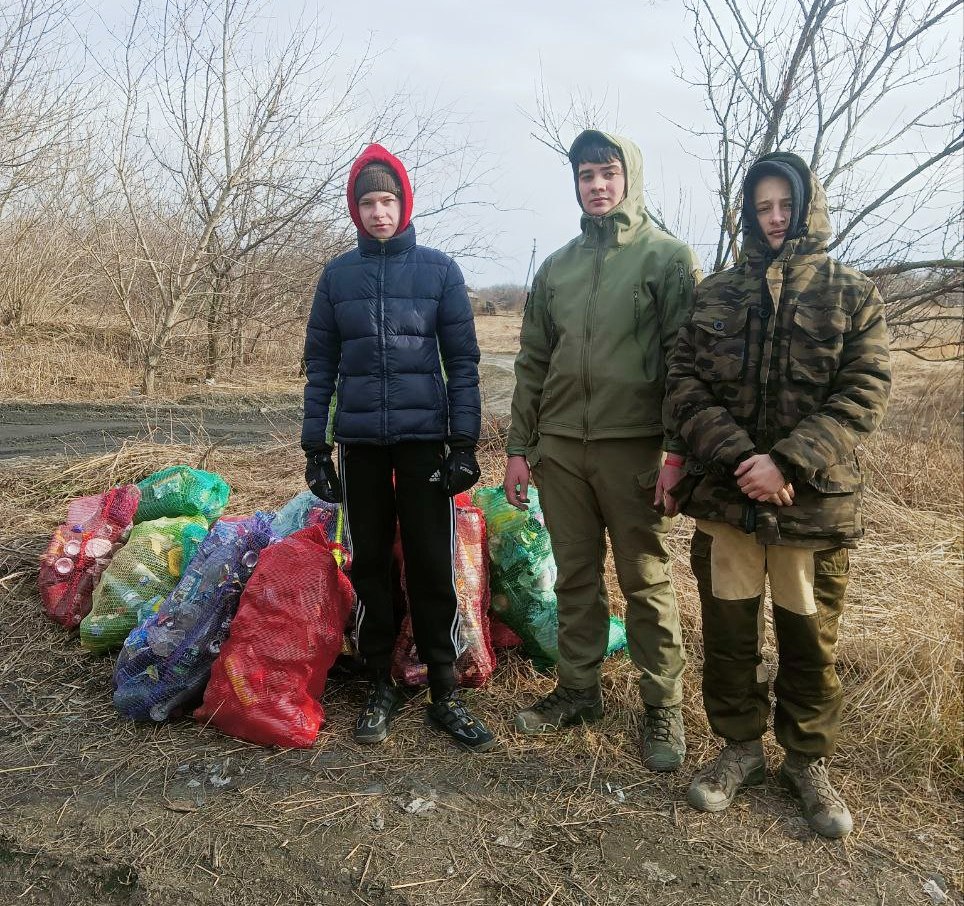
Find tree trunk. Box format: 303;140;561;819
205;287;222;381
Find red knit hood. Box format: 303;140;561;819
347;144;413;238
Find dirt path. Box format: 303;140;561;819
0;360;516;461
0;400;303;461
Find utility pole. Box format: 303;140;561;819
524;239;537;292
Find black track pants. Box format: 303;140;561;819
340;442;461;677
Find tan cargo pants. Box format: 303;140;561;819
531;435;685;706
690;519;850;757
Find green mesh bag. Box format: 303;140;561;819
473;485;627;671
79;516;209;654
135;466;230;524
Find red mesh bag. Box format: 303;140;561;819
39;484;141;628
391;502;496;688
489;615;523;650
195;524;355;747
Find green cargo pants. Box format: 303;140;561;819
690;520;850;757
531;434;684;706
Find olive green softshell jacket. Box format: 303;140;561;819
507;132;702;460
664;152;892;545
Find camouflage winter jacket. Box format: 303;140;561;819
664;153;891;545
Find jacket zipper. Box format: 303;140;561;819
756;260;785;442
378;244;387;442
582;239;605;441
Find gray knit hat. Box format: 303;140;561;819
353;162;402;202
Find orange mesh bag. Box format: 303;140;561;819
391;502;495;688
39;484;141;628
195;524;355;747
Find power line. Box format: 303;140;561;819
524;239;537;291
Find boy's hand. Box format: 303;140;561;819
305;445;342;503
654;457;684;517
503;455;531;509
735;454;788;501
442;447;481;496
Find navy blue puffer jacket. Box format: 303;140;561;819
301;224;481;449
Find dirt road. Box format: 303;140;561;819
0;359;516;461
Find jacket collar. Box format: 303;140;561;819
358;223;416;257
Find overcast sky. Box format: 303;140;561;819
85;0;960;288
326;0;710;286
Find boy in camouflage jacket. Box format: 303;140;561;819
665;152;891;838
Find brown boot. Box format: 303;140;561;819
687;739;766;812
779;752;853;839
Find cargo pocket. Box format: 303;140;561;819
807;459;862;495
788;306;850;384
634;464;661;494
692;306;750;382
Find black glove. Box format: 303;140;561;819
442;446;481;496
304;445;342;503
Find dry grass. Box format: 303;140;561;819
0;312;526;404
0;344;960;905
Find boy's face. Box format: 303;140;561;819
358;191;401;239
753;175;793;249
577;158;626;216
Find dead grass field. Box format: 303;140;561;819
0;317;960;905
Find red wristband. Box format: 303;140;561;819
664;454;685;467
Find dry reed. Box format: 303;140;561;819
0;353;960;905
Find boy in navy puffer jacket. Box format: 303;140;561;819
301;144;496;752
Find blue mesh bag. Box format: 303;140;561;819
112;513;274;721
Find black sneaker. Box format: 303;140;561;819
425;692;498;752
354;679;403;744
515;683;604;735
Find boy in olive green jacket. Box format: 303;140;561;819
503;130;701;771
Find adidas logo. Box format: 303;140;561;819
429;469;442;482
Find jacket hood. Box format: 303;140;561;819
347;144;414;238
569;129;650;244
741;151;832;265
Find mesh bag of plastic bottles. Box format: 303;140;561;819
489;615;523;650
39;484;141;628
271;491;351;570
472;486;627;671
112;513;274;721
391;502;495;688
135;466;230;524
195;524;356;747
79;516;209;654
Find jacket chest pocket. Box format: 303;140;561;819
692;307;750;382
787;307;850;385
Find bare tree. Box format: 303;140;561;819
677;0;963;357
0;1;93;328
82;0;495;394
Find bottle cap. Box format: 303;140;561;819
85;538;112;559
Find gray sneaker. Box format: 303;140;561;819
515;684;604;735
687;739;766;812
640;704;686;772
779;753;853;839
